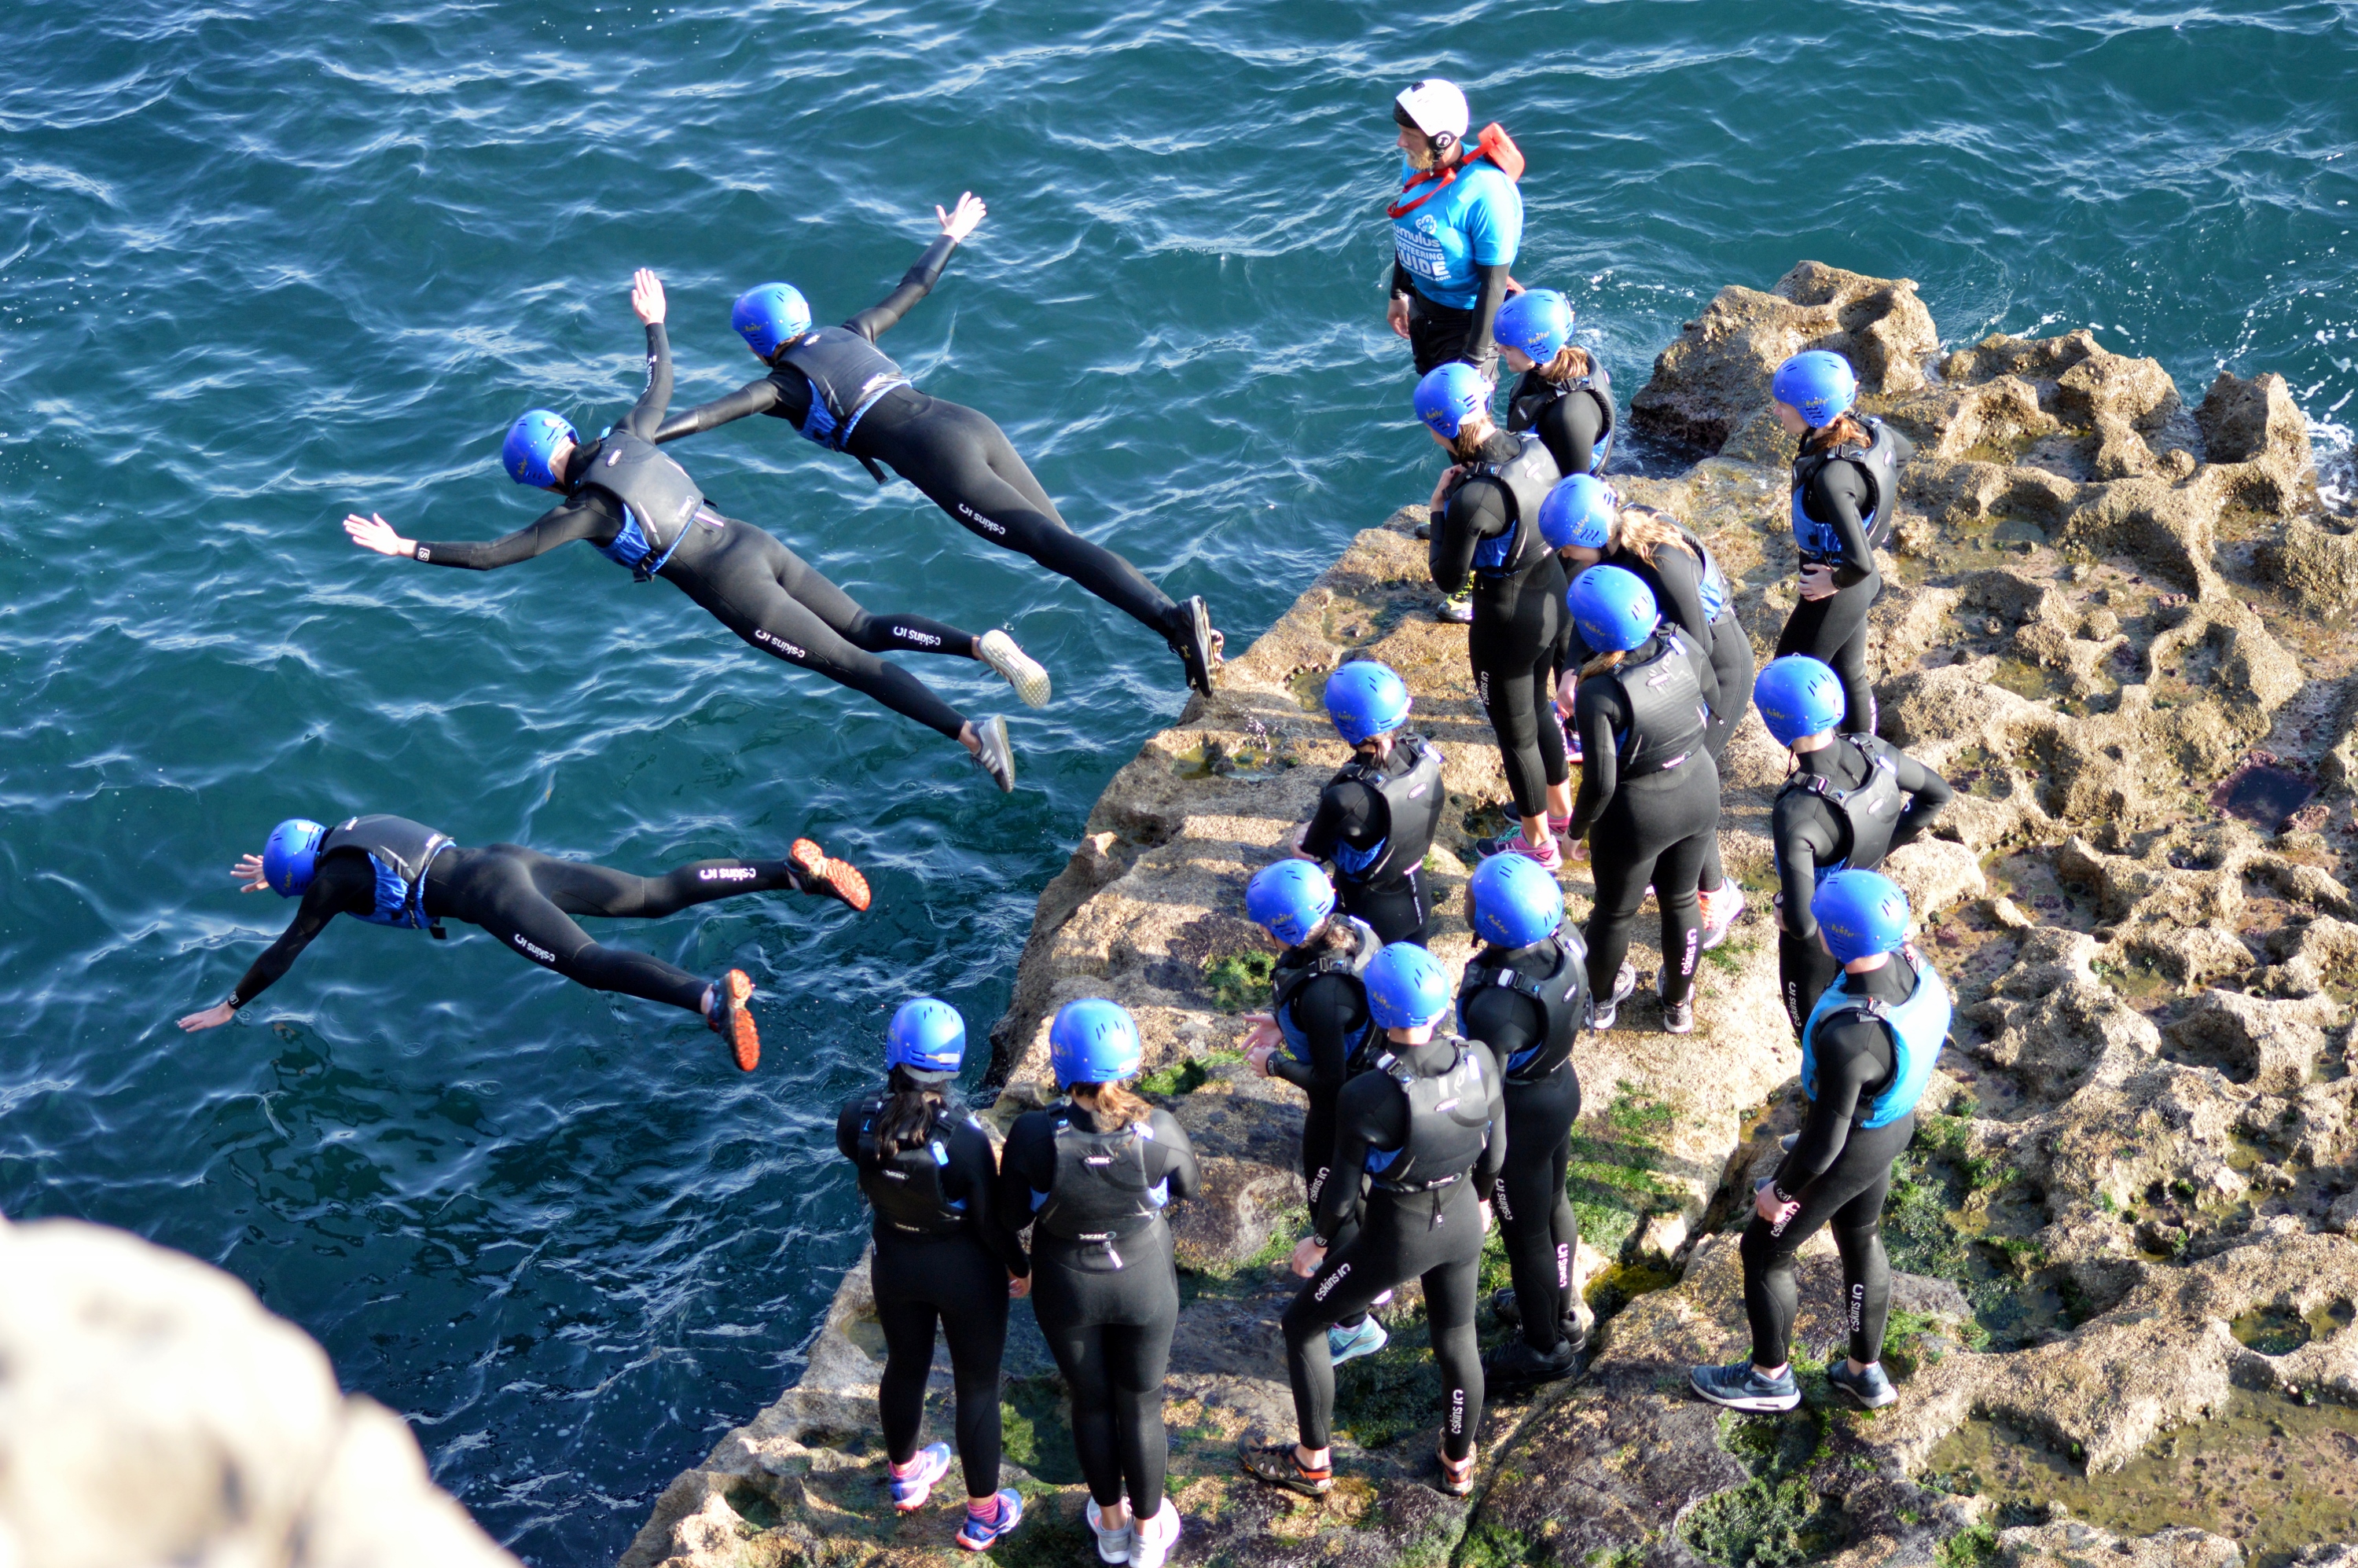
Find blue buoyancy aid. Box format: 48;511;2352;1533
1790;417;1901;564
1508;357;1614;475
1273;916;1381;1068
1362;1037;1492;1192
318;814;453;935
1466;433;1563;576
777;327;911;453
578;431;705;580
1799;946;1951;1130
1329;732;1445;890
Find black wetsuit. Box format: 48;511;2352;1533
1297;737;1442;946
655;237;1183;641
1776;427;1915;736
1567;632;1721;1010
228;839;810;1015
1508;365;1610;479
1772;738;1952;1032
1566;526;1754;894
1457;933;1588;1354
1284;1035;1505;1463
1431;432;1569;821
999;1102;1200;1521
412;323;980;741
1742;956;1919;1371
837;1090;1027;1499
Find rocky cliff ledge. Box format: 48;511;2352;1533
622;265;2358;1568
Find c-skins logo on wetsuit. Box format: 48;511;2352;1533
698;866;758;883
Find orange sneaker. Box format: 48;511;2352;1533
790;839;871;913
707;968;759;1071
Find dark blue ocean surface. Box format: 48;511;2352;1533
2;2;2352;1560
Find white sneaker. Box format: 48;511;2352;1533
1699;879;1746;951
1085;1497;1133;1565
1130;1500;1182;1568
977;628;1052;709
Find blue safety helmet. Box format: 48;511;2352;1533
1364;942;1453;1030
1495;289;1574;363
731;282;813;361
1538;474;1617;552
886;997;966;1079
1414;362;1489;439
1324;660;1411;746
1813;869;1911;963
262;818;327;898
1049;997;1143;1086
501;409;577;488
1771;350;1857;429
1566;564;1658;653
1247;861;1336;949
1467;853;1565;950
1752;655;1848;748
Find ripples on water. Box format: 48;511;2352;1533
2;2;2354;1560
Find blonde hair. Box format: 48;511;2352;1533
1580;648;1629;681
1071;1078;1152;1128
1611;505;1688;567
1536;344;1594;384
1800;412;1873;456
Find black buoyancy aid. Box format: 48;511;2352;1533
1466;433;1563;578
1456;930;1587;1083
1791;417;1903;562
1669;520;1733;624
1611;630;1710;777
578;431;705;581
1508;357;1614;475
777;327;911;460
1272;916;1382;1069
851;1098;971;1239
319;814;453;935
1330;731;1445;890
1034;1108;1168;1265
1362;1037;1492;1194
1777;734;1908;879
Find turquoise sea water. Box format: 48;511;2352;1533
3;2;2354;1560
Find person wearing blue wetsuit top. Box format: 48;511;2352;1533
651;196;1221;700
1770;351;1915;736
175;814;869;1074
341;270;1034;793
836;999;1028;1551
1756;656;1952;1036
1691;871;1952;1416
1386;79;1523;382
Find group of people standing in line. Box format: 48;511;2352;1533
174;75;1970;1560
818;78;1965;1559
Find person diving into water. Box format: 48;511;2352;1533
175;814;870;1072
648;195;1223;698
343;269;1034;791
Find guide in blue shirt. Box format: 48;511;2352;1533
1385;78;1526;382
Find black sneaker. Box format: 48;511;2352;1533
1168;596;1220;697
1482;1337;1579;1386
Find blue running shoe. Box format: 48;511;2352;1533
1328;1316;1390;1365
890;1441;953;1512
1827;1360;1897;1410
957;1488;1025;1550
1688;1361;1800;1412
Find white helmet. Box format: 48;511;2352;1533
1394;78;1470;145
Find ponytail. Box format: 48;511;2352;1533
871;1065;948;1162
1448;423;1492;464
1537;344;1593;384
1071;1078;1153;1130
1799;413;1873;457
1580;647;1629;681
1611;504;1687;567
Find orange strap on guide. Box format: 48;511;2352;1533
1386;124;1526;219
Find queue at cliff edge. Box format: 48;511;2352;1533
175;73;1962;1563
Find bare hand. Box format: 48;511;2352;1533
937;192;986;243
1554;669;1579;719
1479;1200;1493;1237
1387;295;1412;341
178;1002;236;1032
1754;1181;1799;1226
231;853;271;893
1291;1236;1327;1279
343;512;415;557
1008;1272;1032;1299
1503;275;1526;296
1569;836;1590;863
1798;564;1837;602
630;266;667;325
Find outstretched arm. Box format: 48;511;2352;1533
618;269;674;441
653;377;785;443
344;498;612;571
845;193;985;343
178;856;372;1030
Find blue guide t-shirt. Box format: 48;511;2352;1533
1390;156;1523;310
